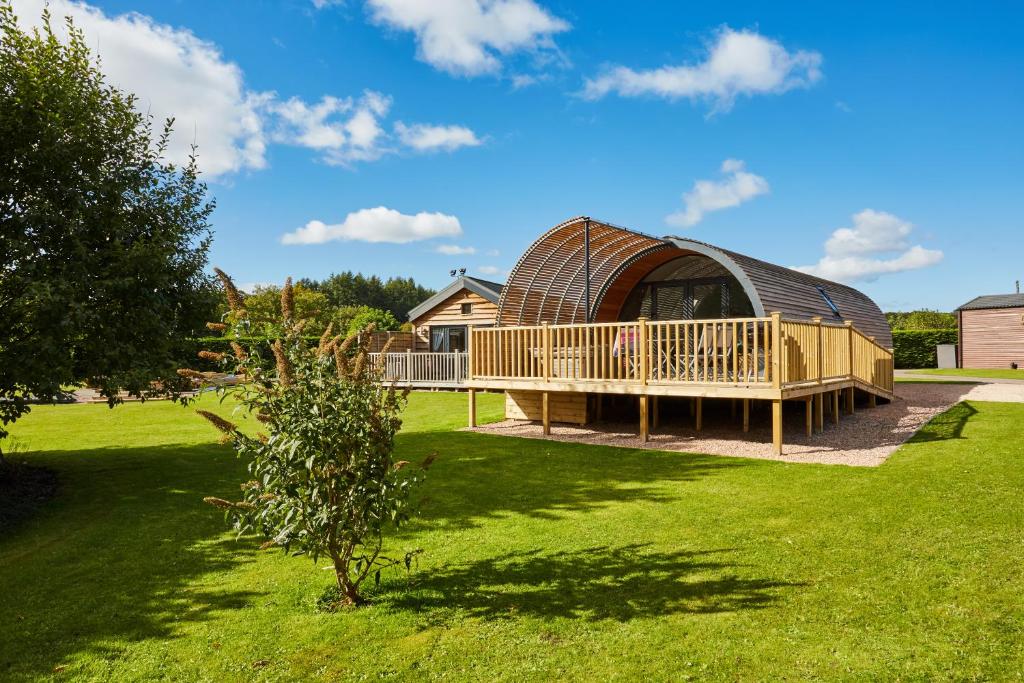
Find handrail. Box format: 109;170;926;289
469;315;894;395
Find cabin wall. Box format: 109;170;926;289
960;307;1024;368
505;390;588;425
410;289;497;351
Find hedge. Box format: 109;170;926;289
892;329;958;369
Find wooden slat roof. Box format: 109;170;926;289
495;216;673;326
497;217;893;347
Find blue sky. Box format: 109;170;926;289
12;0;1024;310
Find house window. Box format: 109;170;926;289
430;325;467;352
816;286;841;318
461;302;473;315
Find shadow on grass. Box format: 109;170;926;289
0;443;259;678
380;543;796;622
398;431;753;530
907;401;978;443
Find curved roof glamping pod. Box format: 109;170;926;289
496;216;893;348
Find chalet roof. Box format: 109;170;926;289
496;216;893;347
407;275;503;322
956;293;1024;311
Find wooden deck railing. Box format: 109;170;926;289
469;313;893;395
370;351;468;386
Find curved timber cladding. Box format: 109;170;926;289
498;216;893;348
496;216;673;326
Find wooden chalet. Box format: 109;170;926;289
955;293;1024;368
464;216;895;455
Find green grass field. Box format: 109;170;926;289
906;368;1024;380
2;391;1023;680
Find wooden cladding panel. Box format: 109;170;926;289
411;289;497;351
961;307;1024;368
506;390;588;424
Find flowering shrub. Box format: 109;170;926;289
182;272;431;607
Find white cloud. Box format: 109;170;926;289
10;0;269;178
282;207;462;245
666;159;769;228
268;91;395;164
435;244;477;255
365;0;570;76
477;265;505;276
583;27;822;112
510;74;538;89
11;1;481;178
395;122;482;151
794;210;944;283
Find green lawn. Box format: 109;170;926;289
2;392;1023;680
906;368;1024;380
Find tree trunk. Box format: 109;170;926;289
334;563;364;606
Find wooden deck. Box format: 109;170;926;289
464;313;894;455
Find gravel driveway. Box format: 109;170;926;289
469;382;1023;467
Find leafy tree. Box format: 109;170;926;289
185;275;431;607
301;272;435;322
346;306;400;336
241;283;331;334
0;5;216;464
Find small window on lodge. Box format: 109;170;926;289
816;286;841;318
460;302;473;315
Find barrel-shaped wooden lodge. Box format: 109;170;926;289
464;216;895;455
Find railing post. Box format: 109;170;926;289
405;348;412;383
844;320;854;379
466;326;473;381
638;317;649;384
770;311;782;389
812;317;823;384
542;321;551;382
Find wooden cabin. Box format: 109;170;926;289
955;294;1024;368
407;275;502;352
464;216;895;455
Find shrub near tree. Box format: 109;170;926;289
0;6;217;465
184;274;432;608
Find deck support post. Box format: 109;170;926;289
652;396;660;431
772;399;783;455
815;392;824;432
742;399;750;433
542;391;550;435
868;393;877;409
639;395;649;442
695;397;703;432
468;389;477;428
832;390;840;425
805;397;813;438
846;387;855;415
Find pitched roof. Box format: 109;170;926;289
956;293;1024;311
407;275;504;321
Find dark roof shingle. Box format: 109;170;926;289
956;293;1024;311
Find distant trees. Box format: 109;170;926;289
886;310;956;331
0;6;216;463
299;272;435;323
